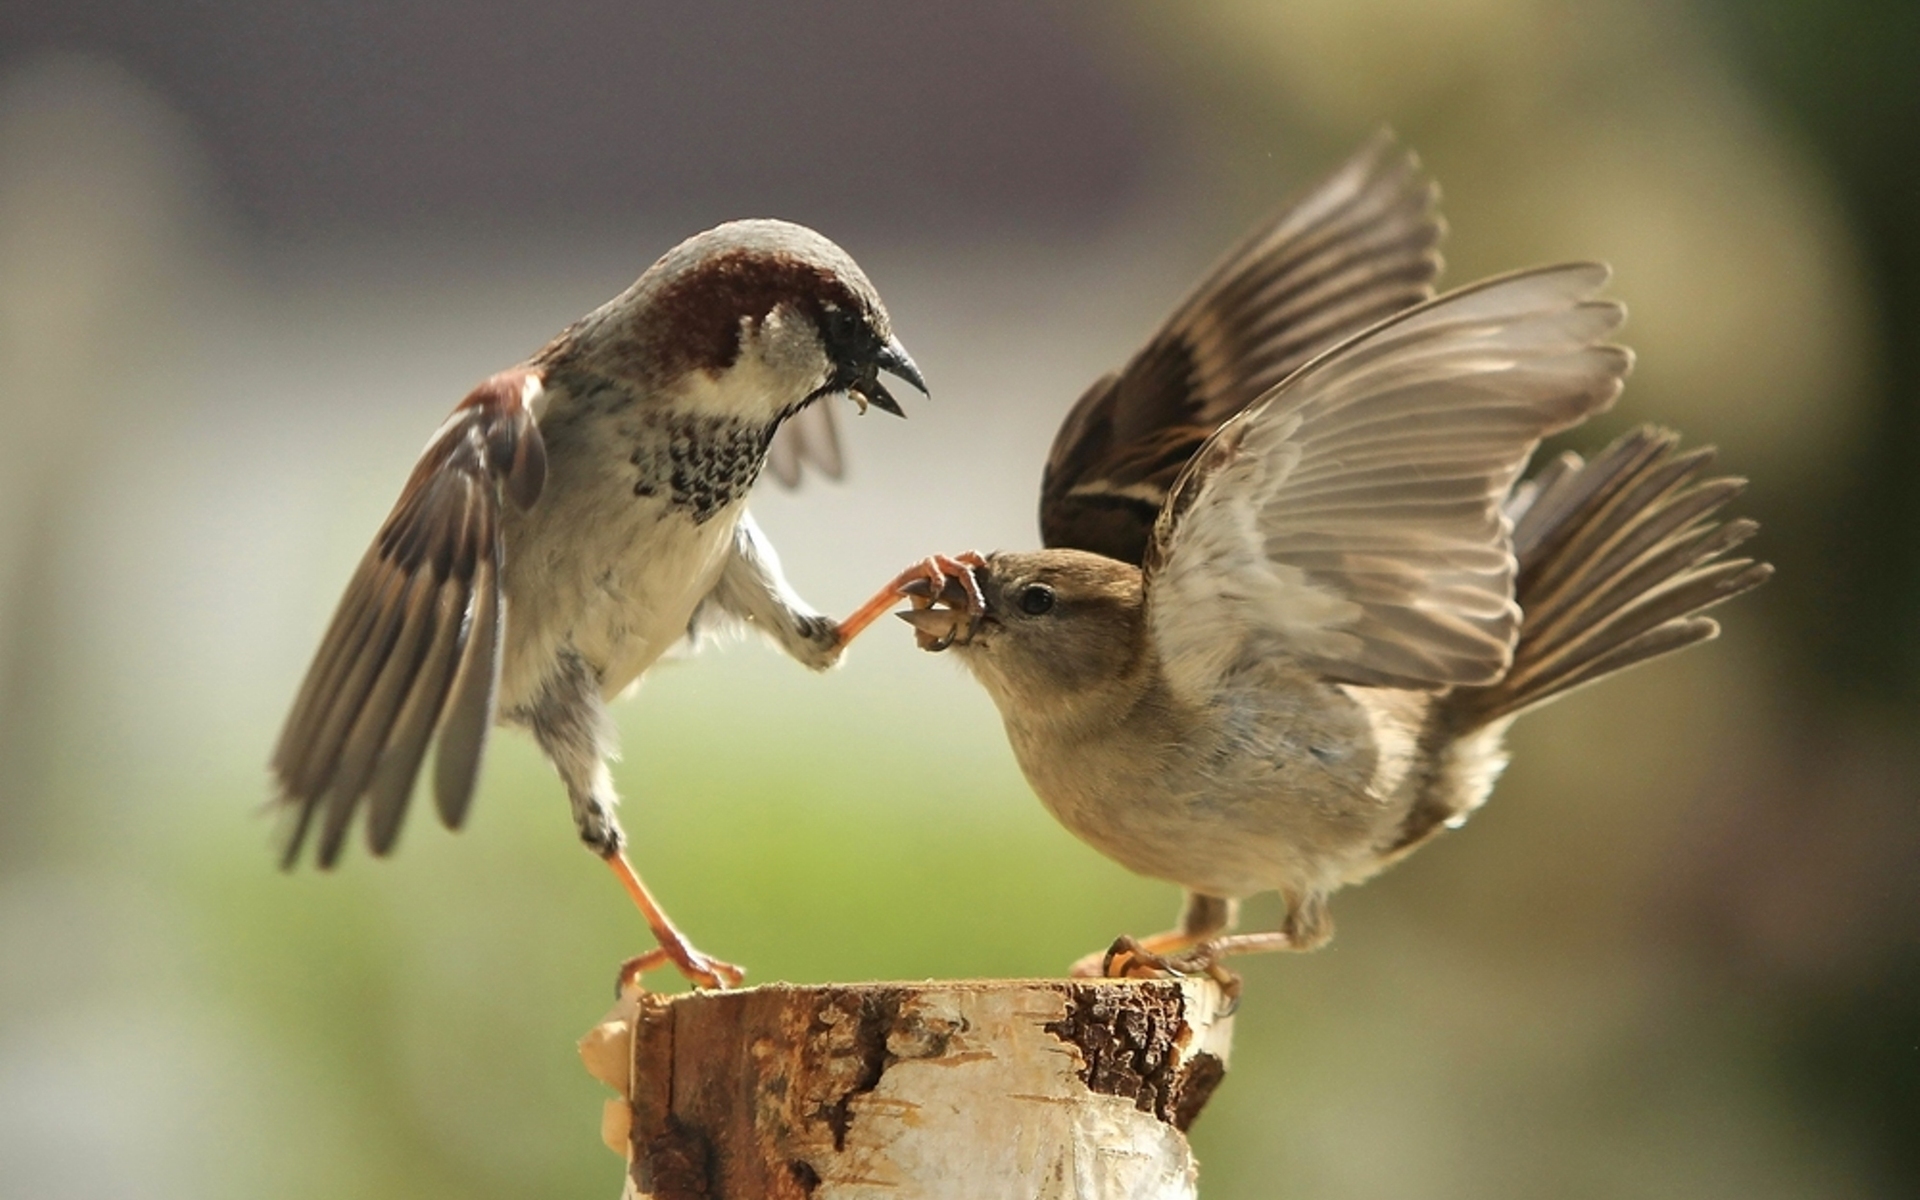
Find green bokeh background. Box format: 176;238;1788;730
2;2;1915;1197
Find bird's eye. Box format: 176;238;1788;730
822;304;860;348
1018;583;1056;616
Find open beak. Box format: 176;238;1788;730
897;606;967;651
851;336;926;418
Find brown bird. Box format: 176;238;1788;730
272;219;925;989
842;141;1771;980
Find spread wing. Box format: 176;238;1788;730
763;401;845;487
271;370;547;867
1143;264;1633;702
1040;131;1444;565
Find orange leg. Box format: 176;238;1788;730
1207;932;1294;957
833;551;987;646
606;851;745;991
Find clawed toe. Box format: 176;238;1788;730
615;944;745;994
679;948;746;990
1070;935;1243;999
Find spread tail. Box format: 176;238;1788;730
1448;425;1774;729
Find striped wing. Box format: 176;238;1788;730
1144;265;1633;702
1040;131;1444;566
271;370;546;866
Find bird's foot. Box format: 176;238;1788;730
835;551;987;648
604;851;746;992
614;936;746;995
1072;934;1245;1000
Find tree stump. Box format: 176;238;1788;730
580;978;1236;1199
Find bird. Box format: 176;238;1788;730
840;138;1771;982
271;219;926;989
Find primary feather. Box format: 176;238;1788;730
272;370;544;866
1041;131;1445;565
1144;264;1633;704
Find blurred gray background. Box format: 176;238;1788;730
0;2;1914;1197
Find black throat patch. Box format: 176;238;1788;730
627;408;776;523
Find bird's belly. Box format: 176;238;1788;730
1045;781;1359;900
1009;693;1414;900
498;496;744;707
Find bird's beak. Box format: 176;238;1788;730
877;337;927;396
851;336;926;418
898;606;967;650
896;571;982;651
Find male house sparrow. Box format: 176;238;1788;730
846;140;1770;978
272;219;925;988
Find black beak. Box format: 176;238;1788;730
856;336;925;418
877;336;927;396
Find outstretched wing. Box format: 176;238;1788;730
1144;265;1633;703
271;370;547;867
1040;131;1444;565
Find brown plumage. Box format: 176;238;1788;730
1041;131;1443;565
272;219;926;988
860;142;1771;981
273;369;541;867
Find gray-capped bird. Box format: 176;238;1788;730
841;140;1770;980
272;219;925;989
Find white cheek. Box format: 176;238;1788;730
667;312;831;420
756;307;833;378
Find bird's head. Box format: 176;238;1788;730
899;549;1149;710
556;218;925;424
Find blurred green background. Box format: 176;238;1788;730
1;2;1914;1197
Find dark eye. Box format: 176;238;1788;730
821;304;861;350
1018;583;1055;616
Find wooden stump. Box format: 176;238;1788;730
581;979;1236;1199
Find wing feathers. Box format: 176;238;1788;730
273;370;542;867
763;401;844;488
434;554;501;832
1446;426;1772;725
1041;132;1444;564
1146;264;1633;699
365;579;468;855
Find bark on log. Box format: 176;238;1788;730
581;978;1235;1200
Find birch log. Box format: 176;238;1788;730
581;978;1236;1200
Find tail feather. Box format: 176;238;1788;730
1449;426;1772;728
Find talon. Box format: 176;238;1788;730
930;553;988;616
836;551;986;646
614;949;671;996
605;851;746;991
615;937;744;992
673;948;746;991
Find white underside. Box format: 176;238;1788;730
497;487;746;709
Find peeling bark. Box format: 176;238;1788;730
582;979;1235;1200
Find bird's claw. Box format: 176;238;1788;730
898;553;986;608
615;940;745;995
895;553;988;650
835;551;987;648
1072;935;1243;1000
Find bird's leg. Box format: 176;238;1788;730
835;551;987;646
607;850;744;990
1206;932;1295;957
1075;891;1328;995
520;653;744;991
1070;892;1237;978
